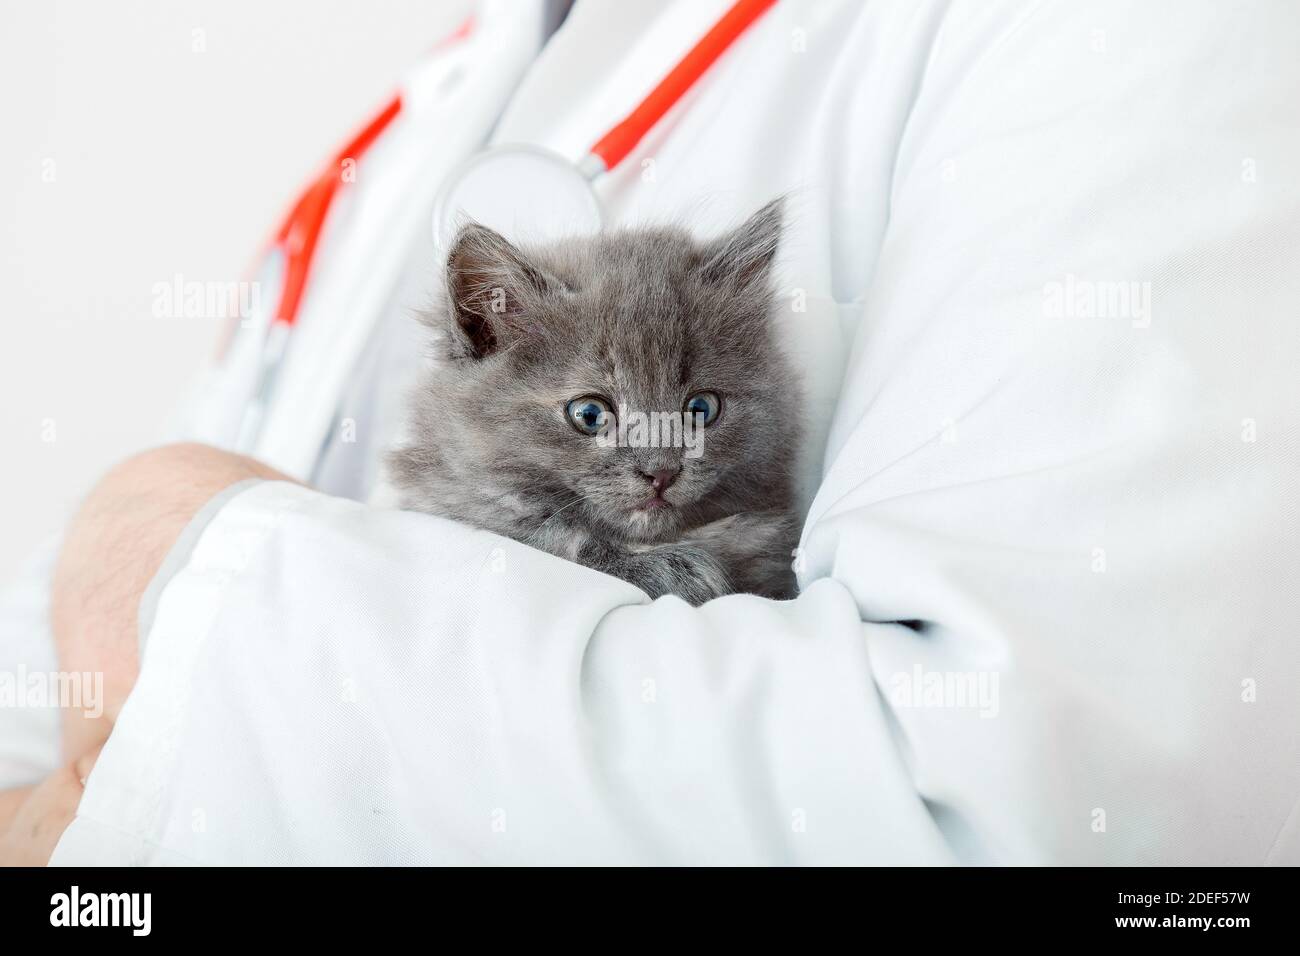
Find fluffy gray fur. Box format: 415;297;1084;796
388;199;801;605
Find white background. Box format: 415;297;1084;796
0;0;471;581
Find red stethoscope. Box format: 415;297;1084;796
236;0;777;450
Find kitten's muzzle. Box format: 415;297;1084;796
635;467;680;510
642;467;680;494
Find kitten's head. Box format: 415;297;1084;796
417;199;799;543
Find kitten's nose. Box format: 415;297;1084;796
642;467;680;494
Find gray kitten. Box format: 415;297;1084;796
388;199;801;605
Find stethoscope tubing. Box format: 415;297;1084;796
235;0;777;454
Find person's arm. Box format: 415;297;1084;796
42;473;959;866
0;443;293;865
0;744;103;867
50;443;295;758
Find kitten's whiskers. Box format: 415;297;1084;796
530;491;599;545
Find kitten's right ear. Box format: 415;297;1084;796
697;198;784;293
443;222;555;359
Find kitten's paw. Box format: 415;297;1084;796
682;510;801;600
623;542;733;606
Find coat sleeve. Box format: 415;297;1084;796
50;479;953;865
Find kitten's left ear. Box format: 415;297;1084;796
697;198;783;291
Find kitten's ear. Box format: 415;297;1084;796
697;198;783;291
443;222;556;358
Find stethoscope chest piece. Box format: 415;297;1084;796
431;144;603;251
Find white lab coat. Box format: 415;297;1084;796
2;0;1296;864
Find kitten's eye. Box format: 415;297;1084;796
684;391;721;426
566;396;613;436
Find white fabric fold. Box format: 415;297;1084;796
56;481;953;865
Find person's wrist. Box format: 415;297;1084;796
51;443;296;759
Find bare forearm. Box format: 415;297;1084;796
0;443;294;864
51;442;294;757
